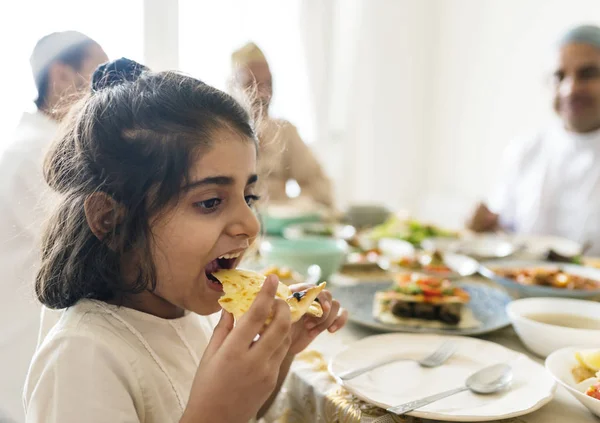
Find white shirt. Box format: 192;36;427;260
25;300;223;423
490;121;600;254
0;111;58;422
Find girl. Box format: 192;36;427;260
24;58;347;423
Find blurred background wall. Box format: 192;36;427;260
1;0;599;228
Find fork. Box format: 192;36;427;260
337;341;457;381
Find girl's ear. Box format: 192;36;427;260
84;192;126;242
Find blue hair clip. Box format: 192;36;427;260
91;57;149;92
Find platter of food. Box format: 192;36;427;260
380;249;479;278
330;273;511;335
479;260;600;298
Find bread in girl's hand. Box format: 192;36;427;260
213;269;324;323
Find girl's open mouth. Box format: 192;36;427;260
205;251;242;289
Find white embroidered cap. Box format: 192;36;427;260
30;31;94;84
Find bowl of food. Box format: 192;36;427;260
480;260;600;298
259;237;348;282
344;204;391;229
507;298;600;357
261;212;322;236
283;222;356;241
261;200;327;235
546;346;600;417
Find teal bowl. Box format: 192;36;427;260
261;213;322;236
259;237;348;281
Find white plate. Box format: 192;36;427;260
380;252;480;279
510;234;582;259
546;347;600;418
454;235;518;259
377;238;416;258
329;333;556;421
377;239;479;278
421;236;461;252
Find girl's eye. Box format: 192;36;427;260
245;195;260;207
195;198;222;212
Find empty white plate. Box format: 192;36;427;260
329;333;556;421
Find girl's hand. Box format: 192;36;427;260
287;283;348;356
182;276;291;423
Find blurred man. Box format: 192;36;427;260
468;25;600;253
0;31;107;422
230;42;334;209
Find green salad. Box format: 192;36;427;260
369;217;457;246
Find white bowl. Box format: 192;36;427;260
546;346;600;418
507;298;600;358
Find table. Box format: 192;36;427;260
272;271;600;423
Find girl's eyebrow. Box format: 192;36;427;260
183;174;258;191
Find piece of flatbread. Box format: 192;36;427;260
214;269;325;323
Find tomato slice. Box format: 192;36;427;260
587;383;600;400
425;265;452;274
420;285;442;297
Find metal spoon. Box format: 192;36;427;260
442;253;480;277
387;363;513;415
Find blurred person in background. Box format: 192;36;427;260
0;31;107;423
468;24;600;254
230;42;334;210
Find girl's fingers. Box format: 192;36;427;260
309;301;341;337
327;308;348;333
